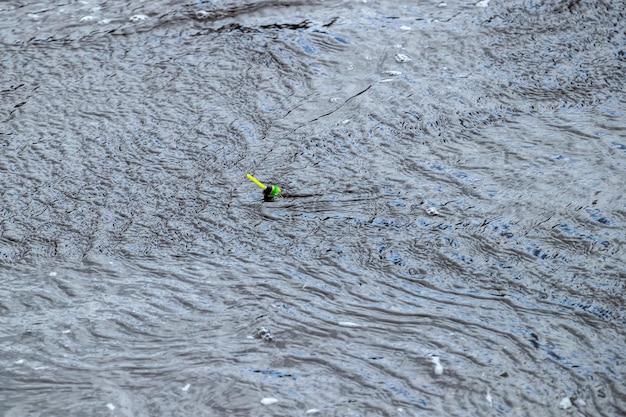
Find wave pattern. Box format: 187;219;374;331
1;0;624;416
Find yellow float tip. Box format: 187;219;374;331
246;173;267;190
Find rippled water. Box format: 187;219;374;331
1;0;625;416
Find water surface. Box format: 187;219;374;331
1;0;625;416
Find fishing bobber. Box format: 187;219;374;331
247;174;281;200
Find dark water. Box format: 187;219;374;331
1;0;625;415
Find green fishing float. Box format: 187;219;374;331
247;174;281;199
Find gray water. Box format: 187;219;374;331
1;0;625;416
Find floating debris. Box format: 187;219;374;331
476;0;490;7
260;397;278;406
255;327;274;342
181;384;190;392
196;10;211;19
129;14;148;23
394;54;412;63
306;409;320;414
559;396;572;409
337;321;362;328
431;356;444;375
426;207;439;216
106;403;115;411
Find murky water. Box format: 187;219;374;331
1;0;625;416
